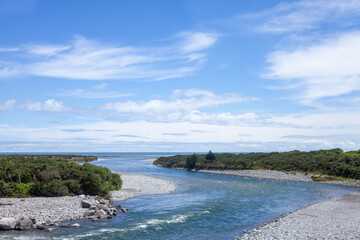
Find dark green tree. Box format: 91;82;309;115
186;154;197;170
205;150;216;161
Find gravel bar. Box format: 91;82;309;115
238;191;360;240
0;171;176;225
198;169;360;187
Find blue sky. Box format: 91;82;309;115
1;0;360;152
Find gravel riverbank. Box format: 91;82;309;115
238;191;360;240
0;171;176;226
198;169;360;187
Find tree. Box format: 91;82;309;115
186;154;197;170
205;150;216;161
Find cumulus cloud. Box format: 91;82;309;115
264;31;360;106
0;32;218;81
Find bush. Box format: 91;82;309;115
0;156;122;197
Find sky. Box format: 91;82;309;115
1;0;360;152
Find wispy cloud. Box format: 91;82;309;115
246;0;360;33
102;89;257;123
58;88;133;99
20;99;70;112
0;32;218;81
265;31;360;106
0;99;16;110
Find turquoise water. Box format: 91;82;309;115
1;154;357;240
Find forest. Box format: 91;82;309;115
154;149;360;180
0;155;122;198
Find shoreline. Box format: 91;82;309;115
238;191;360;239
196;169;360;187
0;171;176;230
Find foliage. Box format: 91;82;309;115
0;155;122;197
205;150;216;161
154;148;360;180
185;154;198;170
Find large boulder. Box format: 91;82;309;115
81;200;93;208
15;218;33;230
0;218;18;230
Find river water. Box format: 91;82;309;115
3;154;357;240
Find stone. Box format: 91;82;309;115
36;224;46;230
29;216;36;224
119;207;129;213
45;220;54;226
84;210;96;216
97;204;110;213
78;194;86;199
0;218;18;230
99;199;109;204
15;218;33;230
72;223;80;227
59;223;71;228
46;227;56;232
81;200;93;208
94;209;107;219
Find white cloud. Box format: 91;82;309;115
251;0;360;33
26;44;71;56
58;88;133;99
0;99;16;110
265;31;360;106
0;32;218;81
92;83;107;89
177;32;218;53
21;99;70;112
102;89;256;123
0;47;19;52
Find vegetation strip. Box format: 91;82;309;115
154;149;360;182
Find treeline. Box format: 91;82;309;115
0;155;122;198
154;149;360;179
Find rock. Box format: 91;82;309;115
72;223;80;227
89;206;97;210
59;223;71;228
78;194;86;199
81;200;93;208
119;207;129;213
36;224;46;230
46;227;56;232
84;210;96;216
29;216;36;224
94;209;107;219
99;199;109;204
45;220;54;226
97;204;110;213
0;218;18;230
15;218;33;230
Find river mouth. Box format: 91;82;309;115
1;154;357;240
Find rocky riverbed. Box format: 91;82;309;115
0;172;176;231
238;191;360;240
